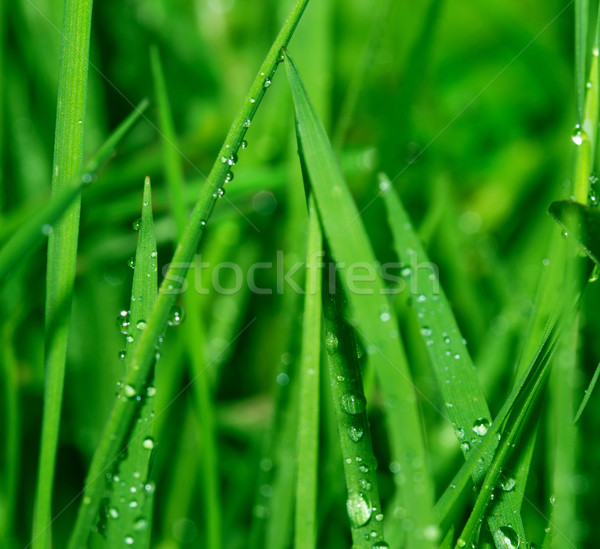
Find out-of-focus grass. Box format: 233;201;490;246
1;1;599;548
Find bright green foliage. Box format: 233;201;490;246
104;176;157;548
3;1;600;548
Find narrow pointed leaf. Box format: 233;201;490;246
285;49;435;547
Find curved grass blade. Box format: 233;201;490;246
68;3;311;546
549;200;600;266
31;1;94;547
573;359;600;423
0;98;149;282
380;176;529;543
284;48;436;547
294;197;322;549
104;176;157;548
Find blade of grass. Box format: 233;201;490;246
0;321;19;546
321;258;387;548
67;3;311;546
575;0;589;125
150;46;221;549
379;175;529;544
0;98;149;282
284;48;436;547
32;2;94;548
294;196;322;549
433;313;560;535
104;176;157;548
573;359;600;422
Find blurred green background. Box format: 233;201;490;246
2;0;599;547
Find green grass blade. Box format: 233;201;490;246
0;98;149;282
151;45;221;548
294;197;322;549
573;359;600;422
104;176;157;548
284;49;435;548
380;176;529;543
575;0;589;125
0;322;19;545
321;261;386;548
67;3;311;546
31;2;94;548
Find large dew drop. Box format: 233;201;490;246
347;426;364;442
472;417;491;436
494;526;520;548
346;490;371;527
341;393;365;415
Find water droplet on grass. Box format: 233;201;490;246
372;543;390;549
264;79;272;89
325;332;338;354
341;394;365;415
501;477;516;492
128;257;135;269
225;170;234;183
108;507;119;519
124;385;136;398
241;139;248;149
473;417;491;436
116;310;131;334
348;426;364;442
124;535;134;545
142;437;155;450
133;218;141;231
168;305;185;326
118;350;126;361
572;125;584;146
495;526;520;548
136;320;147;331
346;491;371;527
134;518;148;531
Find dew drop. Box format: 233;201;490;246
341;394;365;415
241;139;248;149
216;187;225;198
243;119;251;128
325;332;339;354
124;536;134;545
168;305;185;326
133;218;141;231
421;327;432;337
264;79;272;89
372;543;390;549
108;507;119;519
116;310;131;335
134;518;148;531
124;385;136;398
128;257;135;269
146;386;157;397
472;417;491;436
225;170;234;183
346;491;371;527
118;350;126;361
348;426;364;442
572;124;584;146
461;441;471;452
142;437;155;450
501;477;516;492
494;526;520;548
136;320;147;331
416;294;427;302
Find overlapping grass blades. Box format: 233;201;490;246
32;1;94;547
67;2;311;546
151;46;221;547
104;176;157;548
0;99;148;282
380;176;528;543
284;49;436;547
